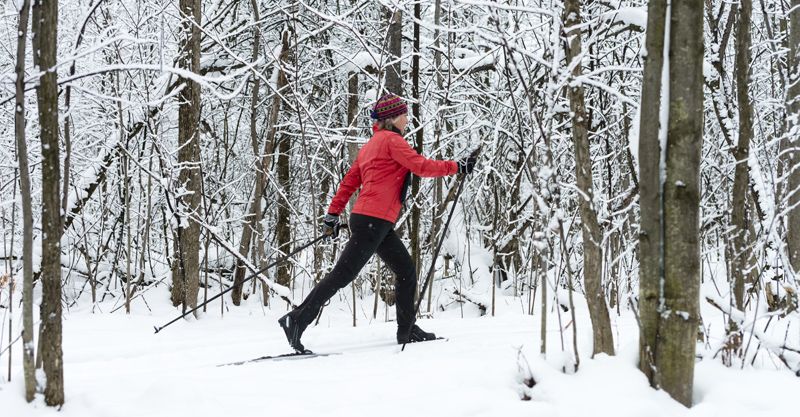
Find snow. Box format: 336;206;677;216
2;272;798;417
692;361;800;415
659;2;671;185
628;104;640;167
602;8;648;30
342;51;380;73
453;54;495;71
702;59;715;82
364;88;378;104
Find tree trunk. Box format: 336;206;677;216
726;0;753;360
787;0;800;273
563;0;614;357
249;0;264;282
345;70;360;318
275;131;292;287
656;0;704;406
638;0;667;385
771;3;788;220
540;247;547;355
411;2;423;300
125;154;132;313
273;39;292;287
347;71;360;210
233;0;264;305
384;6;403;96
231;30;289;305
432;0;445;314
32;0;63;405
172;0;203;313
14;0;36;402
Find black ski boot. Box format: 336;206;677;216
397;324;437;344
278;314;307;353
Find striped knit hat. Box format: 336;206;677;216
370;94;407;121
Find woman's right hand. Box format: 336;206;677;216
323;213;340;240
457;148;480;175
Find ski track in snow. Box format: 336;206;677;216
1;284;799;417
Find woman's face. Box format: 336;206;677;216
393;113;409;133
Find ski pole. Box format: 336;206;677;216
402;146;480;351
154;223;348;334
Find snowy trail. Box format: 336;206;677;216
3;288;800;417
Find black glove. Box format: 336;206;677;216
457;148;480;175
323;213;340;240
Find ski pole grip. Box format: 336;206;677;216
323;223;349;238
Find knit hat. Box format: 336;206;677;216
370;94;408;121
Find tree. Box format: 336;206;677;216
14;0;36;402
384;5;403;96
787;0;800;274
275;126;293;288
656;0;705;406
637;0;667;386
171;0;203;314
274;30;293;289
31;0;63;406
563;0;614;356
637;0;704;405
726;0;754;360
410;1;423;299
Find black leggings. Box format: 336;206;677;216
287;213;418;330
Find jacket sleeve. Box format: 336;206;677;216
328;158;362;215
386;134;458;177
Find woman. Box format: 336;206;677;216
279;94;477;352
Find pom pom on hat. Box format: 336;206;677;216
371;94;408;121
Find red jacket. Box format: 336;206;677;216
328;124;458;223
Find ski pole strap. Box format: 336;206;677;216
154;223;348;334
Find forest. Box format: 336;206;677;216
1;0;799;414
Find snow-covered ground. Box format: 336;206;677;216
2;281;799;417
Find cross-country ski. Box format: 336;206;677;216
218;351;342;367
218;337;446;367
